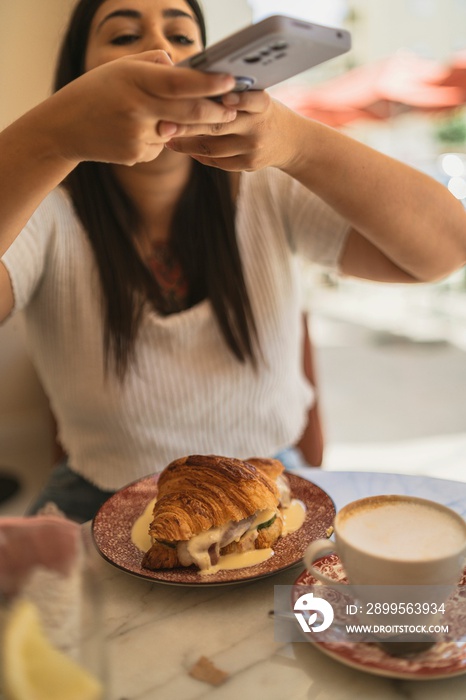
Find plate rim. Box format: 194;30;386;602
293;558;466;680
91;471;336;587
308;642;466;681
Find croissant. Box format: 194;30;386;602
246;457;292;508
245;457;285;480
142;454;282;572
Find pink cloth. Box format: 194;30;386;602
0;516;81;596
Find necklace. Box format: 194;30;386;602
145;241;189;314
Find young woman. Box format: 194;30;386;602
1;0;465;521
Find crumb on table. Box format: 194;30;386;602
188;656;229;686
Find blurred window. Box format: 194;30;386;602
248;0;349;25
407;0;436;17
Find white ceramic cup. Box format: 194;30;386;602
304;494;466;637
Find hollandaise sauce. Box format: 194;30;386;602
131;497;306;574
199;548;274;576
281;499;306;535
131;497;156;553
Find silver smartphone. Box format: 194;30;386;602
177;15;351;92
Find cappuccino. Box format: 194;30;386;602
339;497;466;561
305;494;466;633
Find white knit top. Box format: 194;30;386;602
1;167;348;490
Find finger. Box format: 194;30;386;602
161;119;235;139
190;154;245;172
222;89;270;113
166;135;243;158
158;122;179;139
154;98;237;132
133;57;236;99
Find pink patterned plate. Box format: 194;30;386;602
92;473;335;586
294;555;466;680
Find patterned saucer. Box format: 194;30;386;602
294;555;466;680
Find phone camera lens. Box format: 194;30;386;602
234;77;255;91
269;40;289;51
243;54;261;63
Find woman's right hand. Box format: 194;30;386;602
39;50;238;167
0;51;237;278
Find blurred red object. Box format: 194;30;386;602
437;49;466;90
274;50;465;126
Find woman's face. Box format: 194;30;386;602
85;0;204;71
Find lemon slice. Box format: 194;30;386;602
2;598;103;700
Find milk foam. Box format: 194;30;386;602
340;501;466;560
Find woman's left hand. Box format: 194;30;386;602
168;85;466;284
165;90;296;171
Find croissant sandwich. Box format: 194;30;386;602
142;454;289;572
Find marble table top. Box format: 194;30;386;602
89;469;466;700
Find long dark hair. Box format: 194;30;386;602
54;0;258;378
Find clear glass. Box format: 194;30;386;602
0;517;108;699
